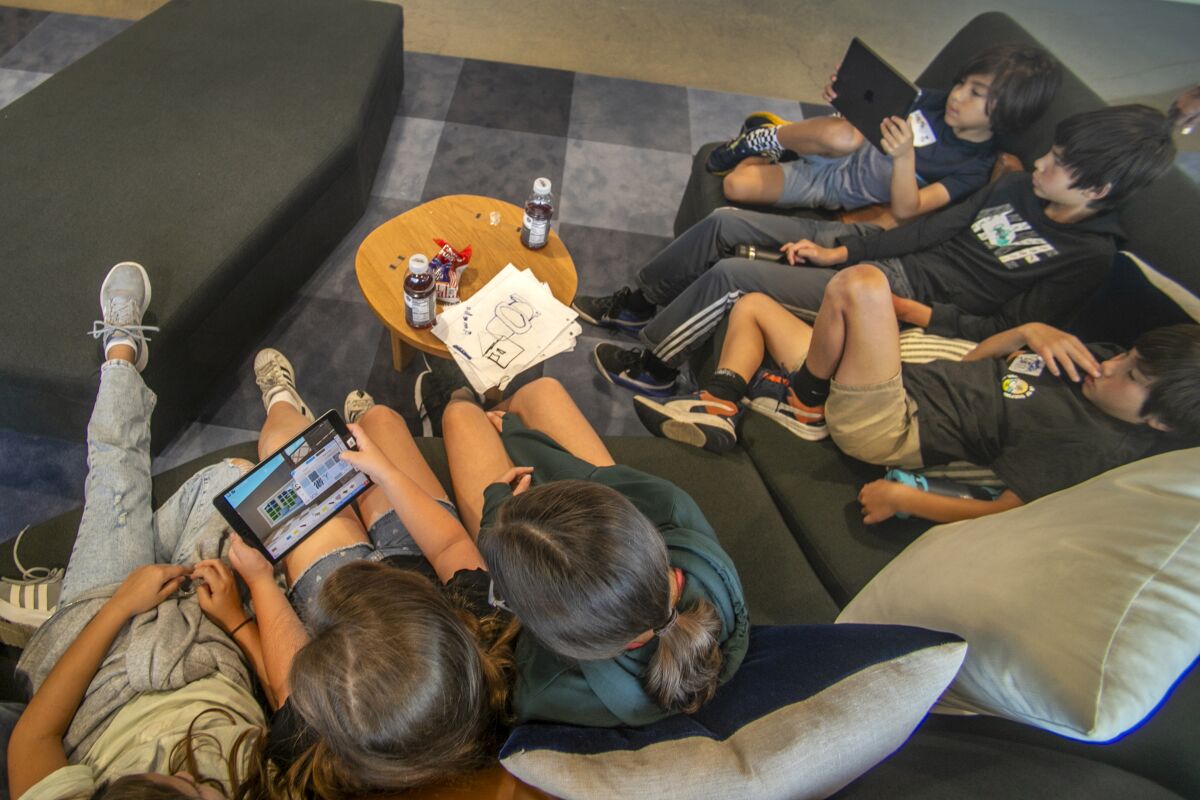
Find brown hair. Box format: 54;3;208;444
267;561;516;799
954;43;1060;134
478;480;723;714
91;709;266;799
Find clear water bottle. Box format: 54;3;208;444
404;254;436;330
520;177;554;250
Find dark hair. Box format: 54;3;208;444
954;43;1060;133
1054;105;1176;211
91;709;266;800
479;480;723;715
1134;324;1200;439
272;562;516;799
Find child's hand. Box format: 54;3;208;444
879;116;915;160
339;422;399;485
1017;323;1100;382
108;563;189;618
821;63;842;103
228;533;274;587
494;466;534;496
781;240;846;267
486;410;507;434
858;480;911;524
192;559;248;635
891;295;933;327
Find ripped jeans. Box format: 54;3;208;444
59;360;243;604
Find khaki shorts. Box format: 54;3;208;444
826;373;924;468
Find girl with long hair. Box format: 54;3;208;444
441;376;750;726
232;350;517;798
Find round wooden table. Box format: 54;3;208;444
355;194;577;371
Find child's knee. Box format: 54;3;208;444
358;403;398;427
827;265;891;305
722;170;752;202
517;376;568;405
821;120;863;155
731;292;772;319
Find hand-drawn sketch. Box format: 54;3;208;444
482;295;538;367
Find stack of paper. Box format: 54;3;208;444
432;263;582;393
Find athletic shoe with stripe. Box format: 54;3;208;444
0;529;63;632
254;348;313;419
633;391;743;453
593;343;676;397
572;287;653;335
743;368;829;440
705;125;785;175
343;389;375;424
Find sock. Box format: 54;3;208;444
790;363;830;407
642;350;679;382
624;288;655;314
748;125;781;155
704;368;748;403
103;335;134;359
266;390;302;413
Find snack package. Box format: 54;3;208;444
430;239;472;304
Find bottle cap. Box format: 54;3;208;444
533;177;552;194
408;253;430;273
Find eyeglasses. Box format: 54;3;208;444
487;577;511;613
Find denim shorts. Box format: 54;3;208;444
288;498;459;621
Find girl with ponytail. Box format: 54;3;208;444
443;377;749;726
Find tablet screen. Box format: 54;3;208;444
214;411;371;561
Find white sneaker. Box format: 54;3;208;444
343;389;375;424
0;527;64;646
89;261;159;371
254;348;313;419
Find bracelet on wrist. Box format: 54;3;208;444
229;615;255;637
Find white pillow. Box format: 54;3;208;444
838;447;1200;742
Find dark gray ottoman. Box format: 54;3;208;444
0;0;404;449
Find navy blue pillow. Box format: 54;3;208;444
501;624;966;800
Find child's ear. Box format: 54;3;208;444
1083;182;1113;202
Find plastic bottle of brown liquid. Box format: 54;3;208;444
404;254;436;329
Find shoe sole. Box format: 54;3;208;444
572;303;649;336
633;396;737;453
592;347;673;397
343;390;374;424
743;110;788;131
0;596;52;628
744;396;830;441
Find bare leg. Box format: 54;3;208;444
494;378;615;468
805;265;901;386
717;293;815;380
775;117;862;157
256;401;370;587
723;161;786;205
352;404;450;528
443;397;515;538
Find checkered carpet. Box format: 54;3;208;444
0;7;816;538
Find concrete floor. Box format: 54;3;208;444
6;0;1199;108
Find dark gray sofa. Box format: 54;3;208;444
0;0;405;451
2;11;1197;800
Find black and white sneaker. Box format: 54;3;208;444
254;348;313;419
592;342;676;397
416;355;475;436
572;287;653;335
343;389;375;424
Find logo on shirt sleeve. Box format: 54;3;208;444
1001;373;1036;400
972;203;1059;268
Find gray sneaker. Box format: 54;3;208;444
415;355;474;437
343;389;375;424
254;348;313;419
89;261;159;371
0;527;64;646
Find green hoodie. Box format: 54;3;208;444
480;416;750;727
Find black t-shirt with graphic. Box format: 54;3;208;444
837;172;1125;341
263;566;504;769
901;345;1164;501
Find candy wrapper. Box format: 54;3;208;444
430;239;472;304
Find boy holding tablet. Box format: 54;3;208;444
710;43;1060;223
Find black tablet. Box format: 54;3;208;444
212;410;372;563
831;37;921;152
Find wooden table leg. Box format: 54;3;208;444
390;332;415;371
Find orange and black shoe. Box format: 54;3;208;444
743;369;828;441
632;391;744;453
